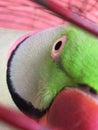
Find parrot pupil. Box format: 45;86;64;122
55;41;62;50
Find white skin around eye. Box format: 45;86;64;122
51;35;66;61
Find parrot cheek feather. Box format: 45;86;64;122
7;51;47;119
7;79;46;119
11;92;44;118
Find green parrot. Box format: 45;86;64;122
7;24;98;118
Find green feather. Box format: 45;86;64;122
37;26;98;110
61;26;98;92
36;57;75;110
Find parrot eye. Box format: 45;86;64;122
55;41;62;50
51;35;66;61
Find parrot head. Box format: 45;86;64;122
7;24;98;130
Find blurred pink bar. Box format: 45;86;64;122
0;104;50;130
0;0;97;31
0;0;64;30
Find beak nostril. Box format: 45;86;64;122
78;84;88;88
55;41;62;50
78;84;97;95
89;87;97;94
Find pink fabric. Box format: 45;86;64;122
0;0;64;30
0;0;97;31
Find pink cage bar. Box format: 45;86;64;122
0;0;98;35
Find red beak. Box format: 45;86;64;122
40;89;98;130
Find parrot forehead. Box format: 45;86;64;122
7;24;68;108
